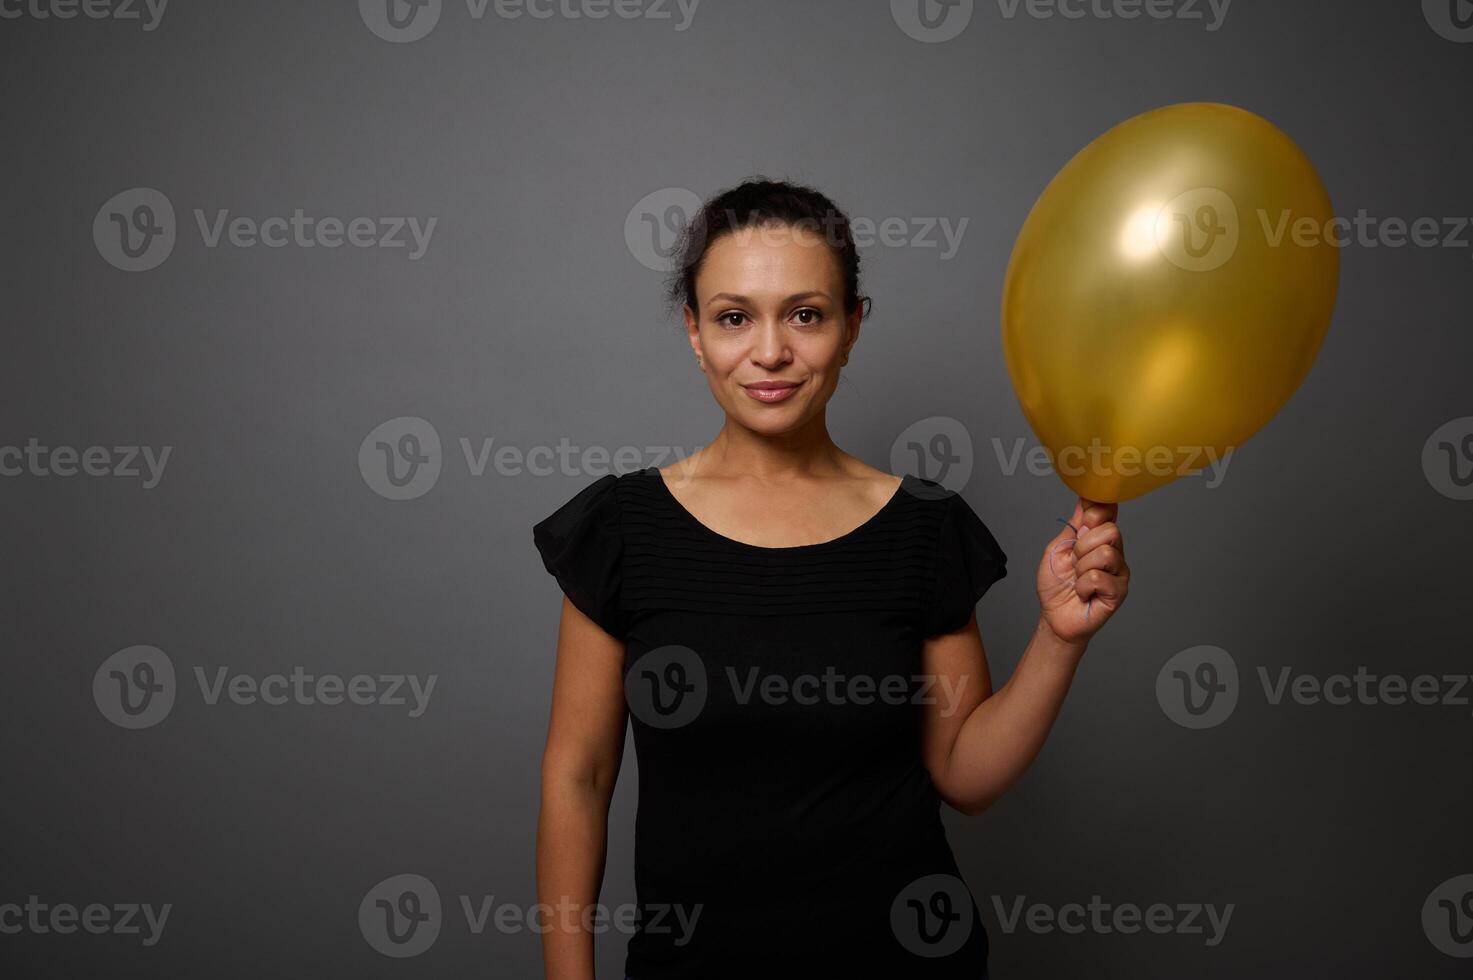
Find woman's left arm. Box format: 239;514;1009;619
919;498;1130;816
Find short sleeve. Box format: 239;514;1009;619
922;491;1009;637
531;474;626;641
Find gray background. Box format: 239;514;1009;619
3;0;1471;976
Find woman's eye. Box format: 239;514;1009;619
715;310;823;328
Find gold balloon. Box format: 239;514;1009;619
1002;102;1339;502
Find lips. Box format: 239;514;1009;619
741;379;805;403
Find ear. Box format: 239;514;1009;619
842;304;862;358
683;304;701;356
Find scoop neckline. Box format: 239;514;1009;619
640;467;912;553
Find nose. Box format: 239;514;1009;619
749;318;793;369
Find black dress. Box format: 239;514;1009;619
532;466;1008;979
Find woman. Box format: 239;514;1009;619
533;179;1130;979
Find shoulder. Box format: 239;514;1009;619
900;480;1007;566
925;484;1006;563
812;456;908;514
848;460;906;505
918;485;1009;635
544;470;621;516
533;468;654;542
531;472;645;641
898;472;965;510
531;469;658;581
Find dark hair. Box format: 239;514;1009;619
663;177;872;322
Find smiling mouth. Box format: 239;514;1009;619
741;379;805;403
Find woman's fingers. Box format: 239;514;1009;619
1075;566;1128;605
1050;499;1128;613
1073;543;1124;577
1067;497;1086;531
1073;519;1123;560
1074;499;1116;533
1070;497;1127;608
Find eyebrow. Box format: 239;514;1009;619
706;291;829;307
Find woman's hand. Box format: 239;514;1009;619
1035;497;1130;646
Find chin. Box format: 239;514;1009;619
731;404;808;434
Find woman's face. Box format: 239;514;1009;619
683;221;860;436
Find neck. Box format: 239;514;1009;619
677;411;846;484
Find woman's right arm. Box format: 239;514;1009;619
538;596;628;980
